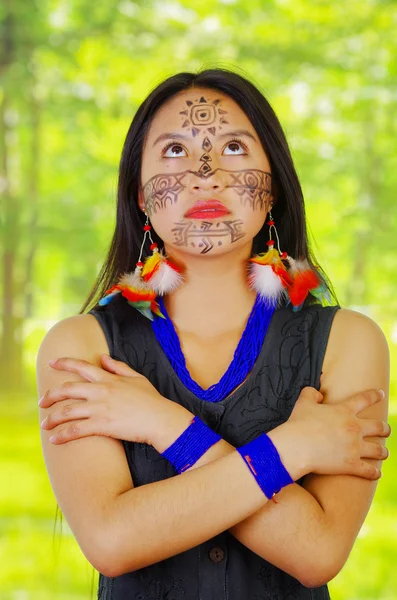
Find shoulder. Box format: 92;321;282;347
330;307;387;342
323;308;389;380
37;313;110;368
321;307;389;406
39;313;108;345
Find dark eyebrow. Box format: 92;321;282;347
217;129;258;143
152;129;258;148
152;133;190;147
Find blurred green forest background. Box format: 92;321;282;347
1;0;396;598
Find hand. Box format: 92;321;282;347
269;387;391;481
39;354;178;446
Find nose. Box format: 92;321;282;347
189;170;226;197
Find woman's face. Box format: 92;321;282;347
139;88;273;257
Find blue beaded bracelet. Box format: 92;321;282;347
161;415;222;473
237;432;294;501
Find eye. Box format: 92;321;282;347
223;138;248;155
161;142;188;158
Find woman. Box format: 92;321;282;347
37;68;390;599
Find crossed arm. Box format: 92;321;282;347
37;308;389;586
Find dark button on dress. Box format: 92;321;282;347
209;547;226;562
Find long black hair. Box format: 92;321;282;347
80;67;337;313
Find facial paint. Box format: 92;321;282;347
171;219;246;254
198;136;213;176
226;170;272;211
179;96;228;137
143;94;271;217
143;168;272;216
143;173;187;217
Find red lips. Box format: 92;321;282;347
184;200;231;219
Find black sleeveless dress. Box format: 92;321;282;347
89;294;339;600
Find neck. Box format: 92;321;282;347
163;242;257;334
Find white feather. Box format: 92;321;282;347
249;263;287;305
118;268;147;290
148;262;183;295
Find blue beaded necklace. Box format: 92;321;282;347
151;295;276;402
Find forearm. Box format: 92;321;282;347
184;425;331;581
228;479;331;580
104;409;304;577
107;442;268;575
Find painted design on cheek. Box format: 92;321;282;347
226;170;272;211
143;173;187;217
180;96;228;137
171;220;245;254
142;168;272;217
198;136;213;176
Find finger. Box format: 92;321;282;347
360;418;391;438
352;460;381;480
41;403;91;430
360;441;389;460
100;354;138;377
39;381;96;408
297;387;324;404
48;418;109;444
49;357;111;383
346;389;385;414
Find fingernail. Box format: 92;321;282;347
49;436;56;443
38;391;48;405
49;359;57;366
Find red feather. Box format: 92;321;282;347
121;288;156;303
272;264;293;288
288;269;320;306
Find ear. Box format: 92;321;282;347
269;179;279;207
138;189;146;212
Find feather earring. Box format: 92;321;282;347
140;222;183;295
249;210;329;311
248;212;292;308
99;213;182;320
99;268;164;320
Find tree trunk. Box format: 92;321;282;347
24;72;40;320
345;119;380;307
0;92;24;390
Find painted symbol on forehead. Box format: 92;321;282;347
180;96;229;137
